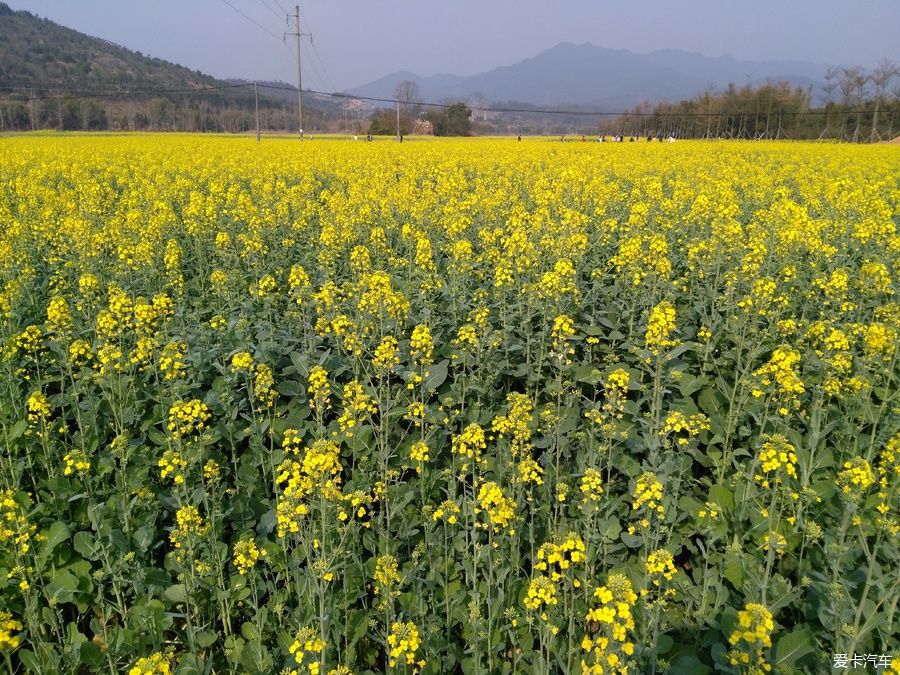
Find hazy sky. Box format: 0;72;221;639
8;0;900;91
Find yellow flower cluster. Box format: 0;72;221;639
158;449;187;485
431;499;460;525
307;366;331;415
660;411;710;445
581;573;637;675
68;339;93;367
551;313;576;361
275;439;343;536
387;621;423;669
752;346;805;414
372;335;400;373
253;363;278;408
128;652;172;675
516;457;544;485
755;434;798;487
645;548;677;586
63;450;90;477
45;296;72;335
167;399;211;438
492;393;534;457
0;611;23;650
230;351;255;372
409;441;429;472
523;574;558;619
632;472;664;514
645;300;678;356
474;481;516;532
451;422;487;466
159;340;187;380
409;324;434;367
535;533;586;582
232;538;267;575
580;468;604;502
837;457;875;496
26;391;50;427
0;490;35;555
337;380;377;434
289;626;326;673
727;603;774;674
169;505;207;554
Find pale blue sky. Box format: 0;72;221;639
8;0;900;91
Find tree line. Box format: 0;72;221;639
601;60;899;141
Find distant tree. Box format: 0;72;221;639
870;58;898;140
427;102;472;136
368;108;411;136
394;80;421;118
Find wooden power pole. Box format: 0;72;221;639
254;82;260;143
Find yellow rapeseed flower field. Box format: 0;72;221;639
0;134;898;674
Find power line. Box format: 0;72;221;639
298;8;336;95
0;82;251;102
255;0;284;22
217;0;283;41
0;81;887;119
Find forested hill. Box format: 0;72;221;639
0;3;352;132
0;2;219;91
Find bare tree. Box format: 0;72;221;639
394;80;422;118
869;58;898;140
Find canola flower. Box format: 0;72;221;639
755;434;798;487
128;652;173;675
727;603;774;674
386;621;423;670
581;573;637;674
474;481;516;532
0;136;897;675
645;300;678;356
167;399;211;439
0;611;23;650
233;537;267;575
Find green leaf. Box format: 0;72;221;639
240;621;259;641
709;485;734;511
196;630;218;648
46;569;79;604
774;627;816;666
79;640;105;669
573;365;602;384
668;654;712;675
276;380;301;396
8;418;27;441
723;557;743;589
164;584;188;604
656;632;674;654
39;521;71;565
679;375;709;397
347;609;369;648
132;525;155;550
425;359;449;391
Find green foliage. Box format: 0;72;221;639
427;102;473;136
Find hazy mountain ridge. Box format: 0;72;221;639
349;42;830;107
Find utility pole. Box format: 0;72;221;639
396;99;400;142
286;5;304;139
254;82;260;143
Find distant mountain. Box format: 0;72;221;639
349;42;829;108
